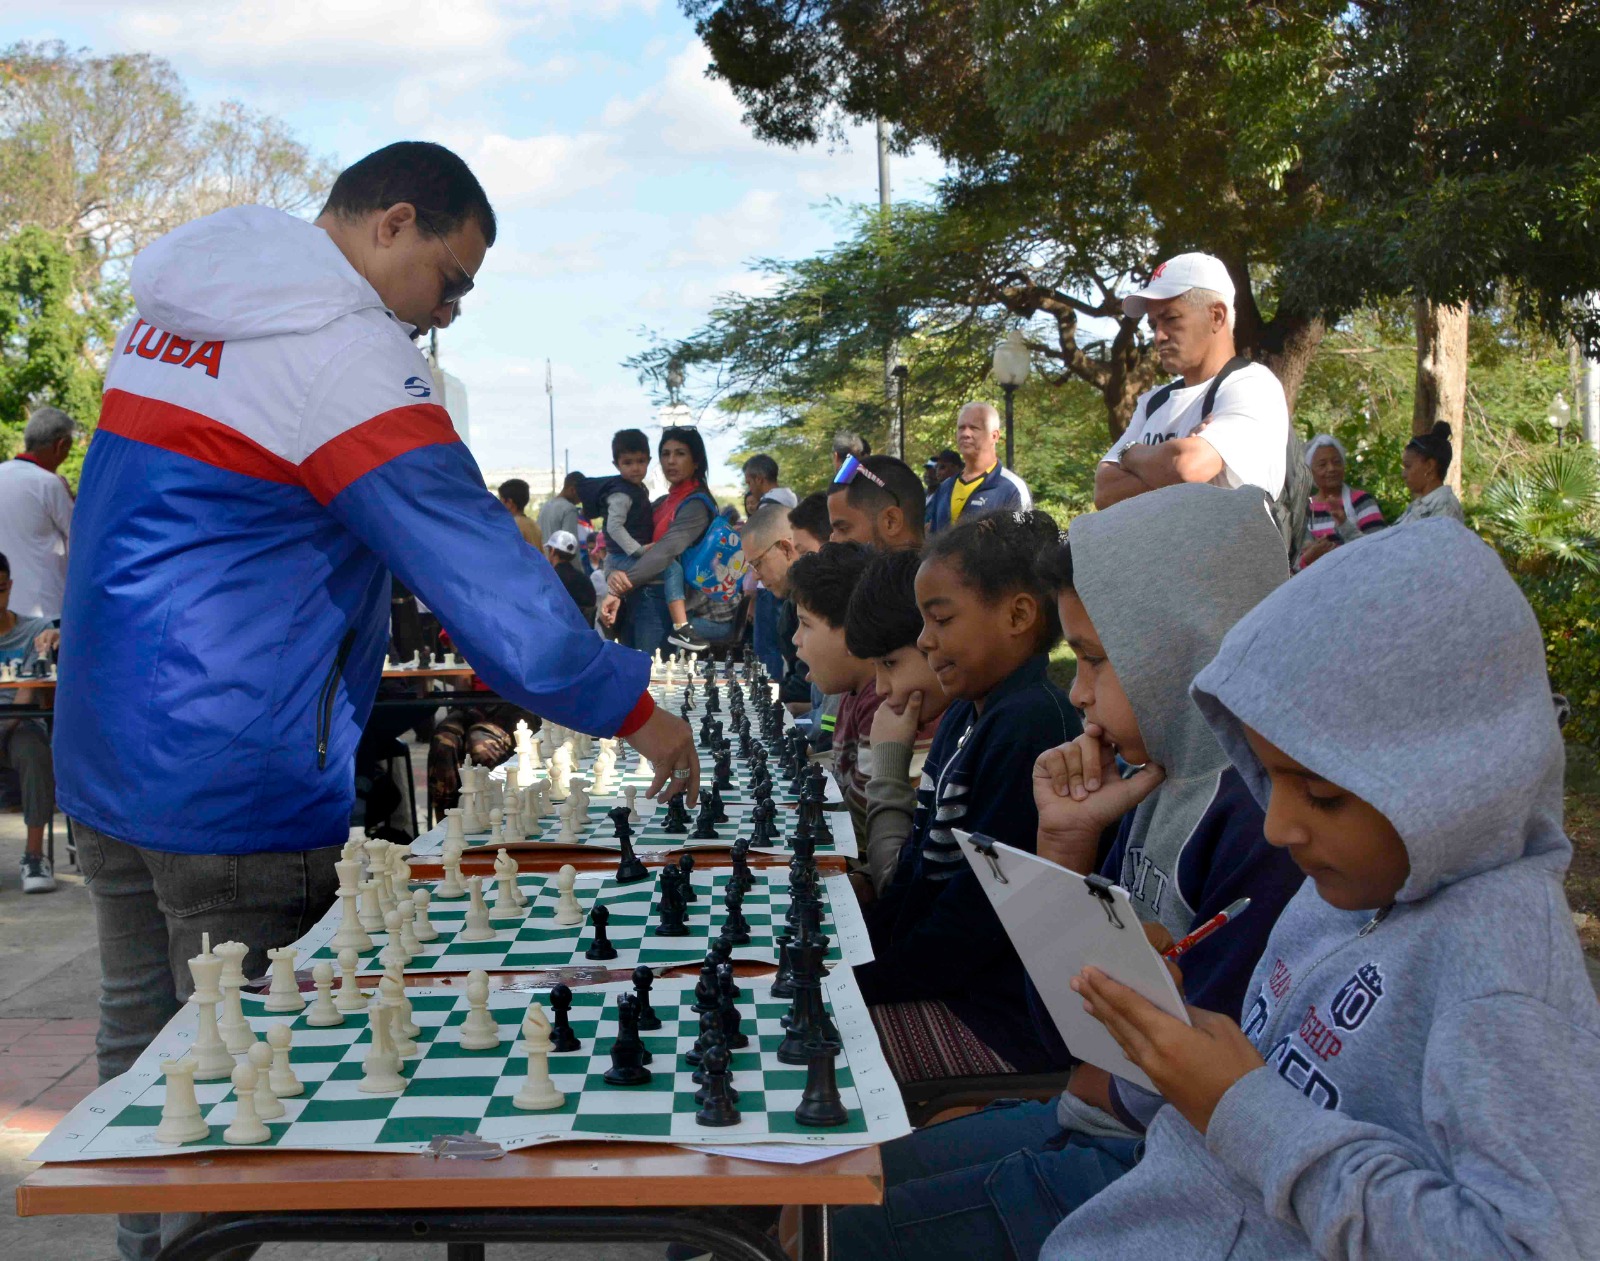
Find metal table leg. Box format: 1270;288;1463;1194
794;1204;832;1261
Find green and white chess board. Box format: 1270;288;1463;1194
287;867;874;976
31;973;910;1161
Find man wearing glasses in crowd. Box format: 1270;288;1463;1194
827;454;927;551
56;143;697;1261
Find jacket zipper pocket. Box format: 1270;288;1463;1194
316;630;358;770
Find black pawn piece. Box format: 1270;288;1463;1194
693;960;721;1015
693;1042;740;1128
731;838;754;893
769;935;796;999
677;852;698;903
793;1038;849;1128
548;982;581;1052
707;936;742;998
719;883;751;946
716;963;749;1049
585;904;618;960
654;867;689;937
603;994;652;1086
632;965;662;1031
613;808;648;885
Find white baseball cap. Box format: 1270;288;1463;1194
547;530;579;554
1122;253;1236;319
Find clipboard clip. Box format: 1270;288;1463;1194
1085;874;1126;929
966;833;1009;885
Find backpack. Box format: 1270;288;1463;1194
677;492;749;604
1142;357;1308;564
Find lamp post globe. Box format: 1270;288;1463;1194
1549;392;1572;446
992;330;1031;468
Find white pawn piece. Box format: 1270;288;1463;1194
266;1023;303;1097
459;876;496;942
521;794;543;839
379;909;409;970
524;736;542;771
383;961;422;1040
512;1002;565;1111
445;807;466;850
215;941;257;1055
439;837;467;899
334;947;369;1013
624;786;641;824
379;976;418;1058
558;800;580;843
264;946;305;1013
331;858;373;953
553;864;584;927
457;970;501;1051
358;1001;405;1094
548;749;572;803
412;888;439;943
490;850;524;920
487;807;502;841
397;896;422;957
223;1062;271;1144
187;934;236;1081
154;1057;211;1145
538;723;554;760
247;1041;285;1120
357;877;385;933
306;961;343;1026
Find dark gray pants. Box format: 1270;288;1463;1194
0;719;54;829
75;821;340;1261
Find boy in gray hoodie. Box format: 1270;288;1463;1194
1049;519;1600;1260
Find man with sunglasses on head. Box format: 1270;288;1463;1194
57;143;696;1261
828;454;926;551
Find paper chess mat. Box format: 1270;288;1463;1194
31;973;910;1161
286;868;874;976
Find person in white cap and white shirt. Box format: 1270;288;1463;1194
0;406;76;619
1095;252;1289;510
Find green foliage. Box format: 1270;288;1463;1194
1519;571;1600;751
1478;448;1600;575
0;225;118;463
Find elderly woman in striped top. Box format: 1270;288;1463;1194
1296;434;1385;568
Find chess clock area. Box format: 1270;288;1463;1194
30;656;910;1164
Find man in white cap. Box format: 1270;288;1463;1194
544;530;596;624
1094;252;1289;510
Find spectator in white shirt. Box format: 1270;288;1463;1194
743;454;797;510
1095;253;1289;510
0;407;76;619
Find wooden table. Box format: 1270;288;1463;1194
16;1128;881;1261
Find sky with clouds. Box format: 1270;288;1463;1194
5;0;948;490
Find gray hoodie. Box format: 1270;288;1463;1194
1044;519;1600;1260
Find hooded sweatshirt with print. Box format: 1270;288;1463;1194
1044;484;1306;1138
1044;519;1600;1261
56;206;652;855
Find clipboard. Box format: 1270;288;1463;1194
957;830;1188;1092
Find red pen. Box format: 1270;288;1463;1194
1163;897;1251;961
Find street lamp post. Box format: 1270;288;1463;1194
991;330;1031;469
892;364;908;459
1549;392;1573;446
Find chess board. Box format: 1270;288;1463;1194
31;973;911;1161
285;868;874;976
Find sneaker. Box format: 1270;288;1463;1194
667;624;711;654
20;852;56;894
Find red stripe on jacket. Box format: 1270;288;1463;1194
97;389;302;485
300;404;458;505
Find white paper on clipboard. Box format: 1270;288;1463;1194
956;830;1188;1092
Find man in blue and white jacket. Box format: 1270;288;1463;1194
925;401;1032;535
57;145;695;1236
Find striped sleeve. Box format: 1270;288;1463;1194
1350;489;1386;534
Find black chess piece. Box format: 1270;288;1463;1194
684;1007;717;1070
585;904;618;961
677;852;698;902
769;934;796;1000
660;792;691;834
708;784;728;825
793;1036;849;1127
611;806;648;885
705;936;741;999
713;746;733;791
719;882;751;946
699;711;717;746
654;867;689;936
716;963;749;1049
631;965;662;1031
778;936;838;1064
689;789;719;840
693;1041;740;1127
730;837;753;894
603;994;653;1086
548;982;581;1052
705;681;720;714
693;959;721;1015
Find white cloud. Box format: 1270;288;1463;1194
447;132;625;208
665;190;785;268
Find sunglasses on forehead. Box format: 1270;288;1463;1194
834;454;902;508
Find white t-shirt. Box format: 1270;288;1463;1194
759;487;799;509
0;459;73;619
1102;361;1288;498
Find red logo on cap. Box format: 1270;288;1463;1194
1152;262;1168;279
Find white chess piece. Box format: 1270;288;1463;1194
379;975;418;1058
490;850;524;920
445;807;466;850
358;1001;405;1094
266;1023;303;1097
553;864;584;927
568;777;591;824
624;786;640;824
222;1061;271;1143
247;1041;285;1120
187;935;236;1081
439;838;467;899
512;1002;565;1110
366;839;396;915
459;876;496;942
215;941;256;1055
357;877;385;933
334;947;368;1013
264;947;305;1013
331;858;374;953
383;960;422;1039
306;961;343;1026
397;897;422;957
412;888;439;942
457;970;501;1051
155;1057;211;1144
379;909;409;969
